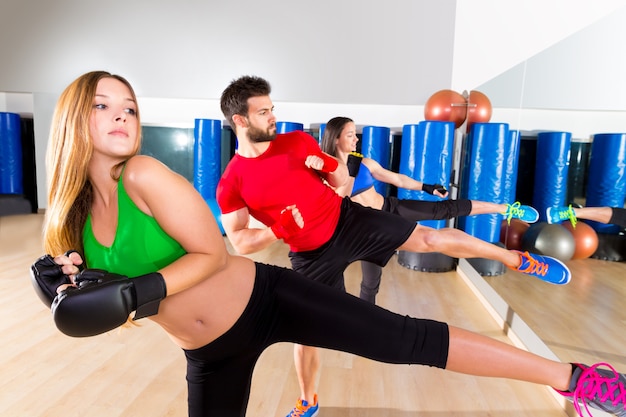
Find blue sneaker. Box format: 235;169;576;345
511;250;571;285
556;363;626;416
547;205;577;228
503;202;539;224
286;395;319;417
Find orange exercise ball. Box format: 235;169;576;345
562;221;599;259
424;89;467;128
466;90;492;131
500;218;530;250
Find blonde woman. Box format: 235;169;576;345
32;71;626;417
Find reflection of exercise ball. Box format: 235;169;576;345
466;90;492;130
500;219;529;250
424;90;467;128
521;222;575;261
562;222;599;259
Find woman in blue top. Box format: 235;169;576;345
321;116;539;303
31;71;626;417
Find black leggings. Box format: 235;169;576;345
610;207;626;228
184;263;449;417
382;197;473;222
360;198;473;303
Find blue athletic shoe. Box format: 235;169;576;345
511;250;571;285
503;202;539;224
547;205;577;228
285;395;319;417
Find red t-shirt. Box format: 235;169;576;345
217;131;342;252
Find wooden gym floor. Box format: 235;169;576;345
2;213;623;416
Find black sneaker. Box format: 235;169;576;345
556;363;626;416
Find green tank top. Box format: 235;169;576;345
83;174;186;277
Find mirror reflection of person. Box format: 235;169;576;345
548;205;626;228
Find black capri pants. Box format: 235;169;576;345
184;263;449;417
382;196;473;221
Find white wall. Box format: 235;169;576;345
0;0;455;104
476;4;626;111
452;0;626;94
0;92;33;116
3;0;624;108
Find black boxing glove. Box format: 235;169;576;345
422;183;447;196
346;152;363;177
30;254;73;308
51;269;167;337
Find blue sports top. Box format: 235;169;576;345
82;173;186;277
351;162;375;197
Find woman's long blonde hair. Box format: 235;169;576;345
43;71;141;257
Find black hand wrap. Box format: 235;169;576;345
422;183;447;195
346;152;363;177
30;254;73;308
130;273;168;319
52;269;167;337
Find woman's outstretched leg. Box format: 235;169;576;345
547;206;626;228
446;325;626;416
446;325;571;389
276;264;626;416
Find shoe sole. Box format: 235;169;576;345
287;406;319;417
521;213;539;223
546;208;568;225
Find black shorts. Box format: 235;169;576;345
184;263;449;417
289;197;416;289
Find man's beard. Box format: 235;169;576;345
248;124;277;143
